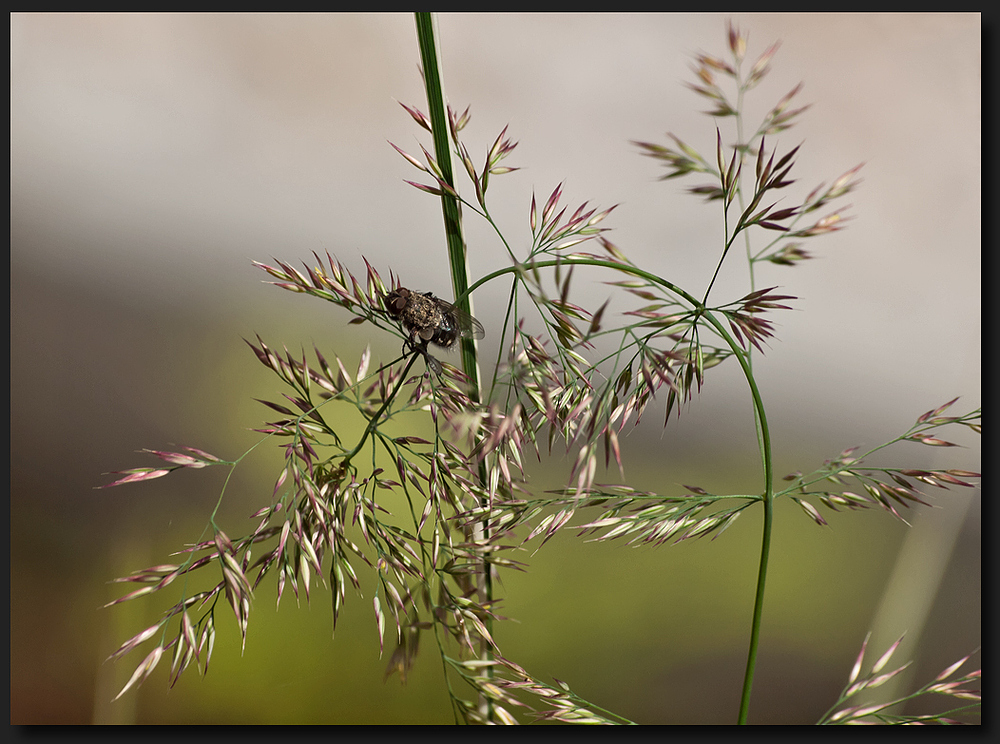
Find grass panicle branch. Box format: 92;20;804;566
817;635;980;725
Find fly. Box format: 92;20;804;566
383;287;485;373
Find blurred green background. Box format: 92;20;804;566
11;13;980;724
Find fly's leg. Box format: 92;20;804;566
402;335;442;376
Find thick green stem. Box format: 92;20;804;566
414;13;481;397
414;12;494;723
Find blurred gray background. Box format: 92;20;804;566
11;13;980;724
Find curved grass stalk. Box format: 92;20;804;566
464;255;775;724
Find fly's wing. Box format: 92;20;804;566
424;352;443;375
435;299;486;340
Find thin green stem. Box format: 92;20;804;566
694;310;774;724
703;58;774;723
463;258;699;310
701;229;740;305
342;352;419;463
